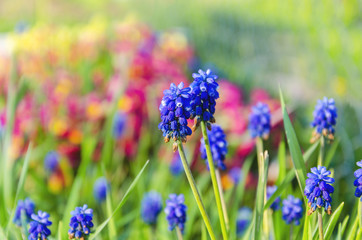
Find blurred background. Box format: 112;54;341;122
0;0;361;239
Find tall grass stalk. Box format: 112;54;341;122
200;121;228;240
176;140;216;240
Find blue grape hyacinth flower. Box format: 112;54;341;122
93;177;109;203
141;191;163;225
28;211;52;240
248;102;271;139
236;207;252;237
44;151;59;173
68;205;94;239
164;194;187;233
200;124;228;170
13;198;35;226
354;160;362;201
158;82;193;151
112;111;127;139
266;186;281;211
304;166;334;215
311;97;337;142
282;195;303;225
189;69;219;130
170;153;183;176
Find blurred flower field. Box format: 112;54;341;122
0;0;361;240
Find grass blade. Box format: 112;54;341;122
276;140;286;185
324;202;344;240
346;215;358;240
279;87;307;199
89;160;149;240
57;221;63;240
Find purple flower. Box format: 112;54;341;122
141;191;163;225
304;166;334;215
266;186;281;211
164;194;187;233
189;69;219;129
248;102;271;139
170;154;183;176
282;195;303;225
311;97;337;141
158;82;192;150
229;167;242;185
44;151;59;172
200;124;228;170
13;198;35;226
68;205;94;239
113;111;127;139
93;177;109;203
236;207;252;237
354;160;362;201
28;211;52;240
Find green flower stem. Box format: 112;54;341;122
200;121;228;240
289;225;293;240
256;138;269;239
318;136;325;166
215;169;230;231
359;200;362;229
176;227;184;240
318;211;324;240
177;141;216;240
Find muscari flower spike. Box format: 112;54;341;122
248;102;271;139
170;153;183;176
93;177;109;203
282;195;303;225
353;160;362;201
164;194;187;233
28;211;52;240
112;111;127;139
158;82;192;151
13;198;35;227
68;205;94;239
266;185;281;211
189;69;219;131
141;191;163;225
200;124;228;170
236;207;252;237
304;166;335;215
44;151;60;173
311;97;337;142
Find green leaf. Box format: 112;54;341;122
5;143;32;233
253;151;269;240
89;160;149;240
324;202;344;240
279;87;307;200
276;140;286;185
302;210;312;240
324;139;339;168
346;214;358;240
336;215;349;240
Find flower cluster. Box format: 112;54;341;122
354;160;362;201
189;69;219;129
200;124;228;170
311;97;338;142
28;211;52;240
282;195;303;225
13;198;35;226
248;102;271;139
164;194;187;233
236;207;252;237
68;205;94;239
158;83;192;150
266;186;281;211
141;191;163;225
304;166;335;215
93;177;109;203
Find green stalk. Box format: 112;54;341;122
177;141;216;240
318;211;324;240
200;121;228;240
318;136;325;166
215;169;229;232
176;227;184;240
256;138;269;239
